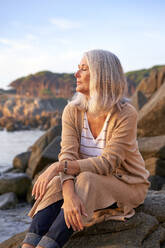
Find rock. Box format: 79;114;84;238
131;90;148;111
137;81;165;137
138;135;165;160
1;190;165;248
64;212;158;248
148;176;165;191
0;231;27;248
137;190;165;222
6;122;16;131
132;67;165;111
145;157;165;177
41;136;61;161
13;151;31;172
0;192;18;210
142;225;165;248
145;157;158;176
0;173;31;198
26;125;62;178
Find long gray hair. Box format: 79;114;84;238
70;49;130;115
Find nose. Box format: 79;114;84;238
74;70;80;78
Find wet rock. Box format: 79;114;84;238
26;125;62;178
13;151;31;172
0;192;18;210
0;173;31;198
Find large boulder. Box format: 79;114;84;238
132;67;165;111
26;125;62;178
13;151;31;172
0;173;31;198
0;192;18;210
1;190;165;248
138;136;165;160
137;81;165;137
138;136;165;180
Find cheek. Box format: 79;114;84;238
85;74;90;84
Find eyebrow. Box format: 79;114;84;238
79;64;89;67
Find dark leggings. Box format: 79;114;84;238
22;199;74;248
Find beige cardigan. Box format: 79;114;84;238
28;101;150;225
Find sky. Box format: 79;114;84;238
0;0;165;89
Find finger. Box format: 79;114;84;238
64;212;70;229
68;213;77;231
32;182;37;196
35;181;41;200
40;181;47;197
70;211;81;231
75;211;83;230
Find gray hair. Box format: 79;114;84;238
70;49;130;115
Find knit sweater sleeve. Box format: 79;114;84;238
77;105;138;176
58;103;80;184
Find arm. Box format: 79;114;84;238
58;103;81;184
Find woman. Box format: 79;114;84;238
22;49;150;248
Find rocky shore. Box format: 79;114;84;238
0;95;67;131
1;114;165;247
1;67;165;247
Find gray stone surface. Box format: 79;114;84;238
137;81;165;137
26;125;62;178
138;135;165;160
13;151;31;172
0;172;31;198
0;192;18;210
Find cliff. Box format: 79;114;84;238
126;65;165;97
9;71;76;98
7;66;165;99
0;95;66;131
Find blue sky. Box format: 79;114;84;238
0;0;165;89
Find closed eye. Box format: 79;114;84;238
78;64;89;71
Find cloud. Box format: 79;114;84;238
50;17;81;29
0;38;33;50
0;35;82;88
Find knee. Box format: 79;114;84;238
76;171;94;185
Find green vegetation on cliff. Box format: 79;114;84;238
9;71;75;99
126;65;165;87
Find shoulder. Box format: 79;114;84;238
118;102;138;119
111;102;138;128
62;102;82;120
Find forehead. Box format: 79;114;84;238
80;56;88;66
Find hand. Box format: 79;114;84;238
62;192;88;231
32;162;60;200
